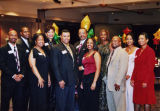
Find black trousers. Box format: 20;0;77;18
82;73;100;111
1;85;25;111
55;84;75;111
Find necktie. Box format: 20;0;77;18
107;50;114;67
106;50;114;77
78;43;83;53
66;45;74;62
14;46;20;72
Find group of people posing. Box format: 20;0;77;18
0;26;156;111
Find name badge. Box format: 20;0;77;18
8;50;14;54
62;50;67;54
38;53;43;55
26;49;29;53
44;43;49;46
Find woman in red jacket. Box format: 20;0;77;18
131;32;156;111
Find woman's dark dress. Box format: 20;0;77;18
98;43;110;111
29;48;49;111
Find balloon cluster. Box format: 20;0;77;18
52;23;60;44
122;27;132;43
153;28;160;45
81;15;99;44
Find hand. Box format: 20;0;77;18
18;74;24;79
78;66;84;71
109;43;113;52
91;82;96;90
126;75;130;80
114;83;120;91
80;82;83;89
38;78;45;88
13;74;21;82
130;80;134;87
142;83;147;88
59;80;65;89
48;79;51;87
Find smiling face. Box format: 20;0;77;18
45;29;55;40
126;34;134;46
35;35;44;48
20;27;30;39
61;32;70;45
87;38;94;50
100;30;108;42
78;28;87;40
138;34;148;47
8;30;18;44
111;36;121;49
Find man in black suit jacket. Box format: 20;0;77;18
74;28;88;111
0;30;26;111
50;29;78;111
16;26;32;111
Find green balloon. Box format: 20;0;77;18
54;33;60;44
87;28;94;38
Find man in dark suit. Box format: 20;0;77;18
43;26;56;111
74;28;88;111
0;29;26;111
50;29;78;111
16;26;32;111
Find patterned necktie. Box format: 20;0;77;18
78;43;83;53
14;46;20;72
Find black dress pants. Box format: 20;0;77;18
1;85;25;111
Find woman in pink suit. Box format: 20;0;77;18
131;32;156;111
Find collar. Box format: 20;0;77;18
8;42;17;51
80;39;87;45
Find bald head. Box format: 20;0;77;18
8;30;18;44
111;36;121;49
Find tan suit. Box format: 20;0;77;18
103;46;128;111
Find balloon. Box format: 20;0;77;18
87;28;94;38
153;38;159;45
53;33;60;44
36;29;42;34
52;23;59;35
123;27;132;34
153;28;160;40
81;15;91;31
94;36;99;45
122;33;126;43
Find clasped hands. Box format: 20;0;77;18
13;74;24;82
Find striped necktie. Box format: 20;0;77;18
14;46;20;72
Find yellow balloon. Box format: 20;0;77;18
94;36;98;41
36;29;42;34
52;23;59;35
122;33;126;43
153;28;160;40
81;15;91;31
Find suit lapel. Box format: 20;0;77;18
61;42;73;61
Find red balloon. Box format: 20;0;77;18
123;27;132;34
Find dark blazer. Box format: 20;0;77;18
43;38;56;84
16;37;32;85
43;38;56;56
50;42;78;86
74;39;88;67
0;44;26;87
16;37;32;58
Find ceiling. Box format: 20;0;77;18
0;0;160;24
